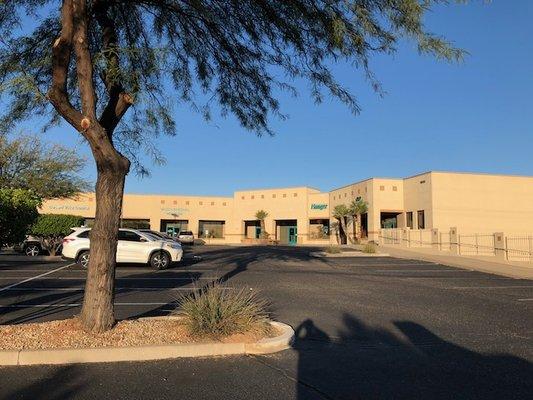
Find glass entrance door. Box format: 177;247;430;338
288;226;298;245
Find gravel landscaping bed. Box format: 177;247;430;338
0;318;271;351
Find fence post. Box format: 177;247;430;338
431;228;439;249
403;228;411;247
450;227;459;254
494;232;506;260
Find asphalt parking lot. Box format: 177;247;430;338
0;245;532;399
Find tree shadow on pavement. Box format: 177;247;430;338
292;315;533;400
0;268;202;325
1;365;86;400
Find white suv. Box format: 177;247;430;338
62;228;183;270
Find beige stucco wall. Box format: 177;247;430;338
430;172;533;235
402;172;433;230
40;171;533;244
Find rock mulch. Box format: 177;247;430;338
0;318;268;351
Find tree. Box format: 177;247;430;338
332;204;351;245
330;221;341;244
255;210;269;239
0;1;462;332
348;198;368;242
0;189;41;247
0;135;89;199
30;214;85;255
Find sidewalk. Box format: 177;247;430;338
380;245;533;280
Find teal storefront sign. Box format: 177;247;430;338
311;204;328;210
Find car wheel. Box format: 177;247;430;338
25;244;40;257
150;251;170;270
77;251;90;269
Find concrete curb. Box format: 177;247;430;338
0;255;63;262
310;251;390;258
0;320;294;366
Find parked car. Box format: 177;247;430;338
61;228;183;270
177;231;195;245
13;236;43;257
138;229;179;243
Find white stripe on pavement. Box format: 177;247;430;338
449;286;533;290
0;287;221;291
0;276;216;281
373;269;464;272
517;298;533;302
0;302;174;308
0;263;75;294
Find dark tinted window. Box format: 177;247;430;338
77;230;90;238
118;230;142;242
148;231;165;238
417;210;425;229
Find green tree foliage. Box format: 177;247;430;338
0;135;89;199
255;209;269;239
0;1;464;170
0;189;41;247
30;213;85;255
0;0;464;333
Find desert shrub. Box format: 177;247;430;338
324;245;341;254
178;283;271;337
0;189;41;247
30;214;84;255
362;243;377;254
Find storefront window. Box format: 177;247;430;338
120;219;150;229
199;220;225;238
160;220;188;237
417;210;425;229
309;219;330;239
406;212;413;229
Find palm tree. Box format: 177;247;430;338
255;210;269;239
332;204;350;244
348;198;368;241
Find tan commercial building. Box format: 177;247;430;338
41;171;533;244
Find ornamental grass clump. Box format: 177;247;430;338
362;243;377;254
178;283;271;337
324;245;342;254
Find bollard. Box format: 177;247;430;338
494;232;506;260
450;227;459;254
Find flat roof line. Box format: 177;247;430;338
417;170;533;179
235;185;322;193
332;170;533;190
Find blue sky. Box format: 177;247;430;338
29;1;533;196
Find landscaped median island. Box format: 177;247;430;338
311;243;389;258
0;284;294;366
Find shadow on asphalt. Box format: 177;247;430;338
291;315;533;400
0;246;325;324
1;365;85;400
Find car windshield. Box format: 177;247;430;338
142;233;160;241
146;231;165;238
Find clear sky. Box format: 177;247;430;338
25;1;533;196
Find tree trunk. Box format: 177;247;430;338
79;153;129;333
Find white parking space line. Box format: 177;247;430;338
449;286;533;290
0;276;216;281
373;269;464;272
0;270;71;273
517;298;533;302
0;302;174;308
1;287;210;291
0;263;75;294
